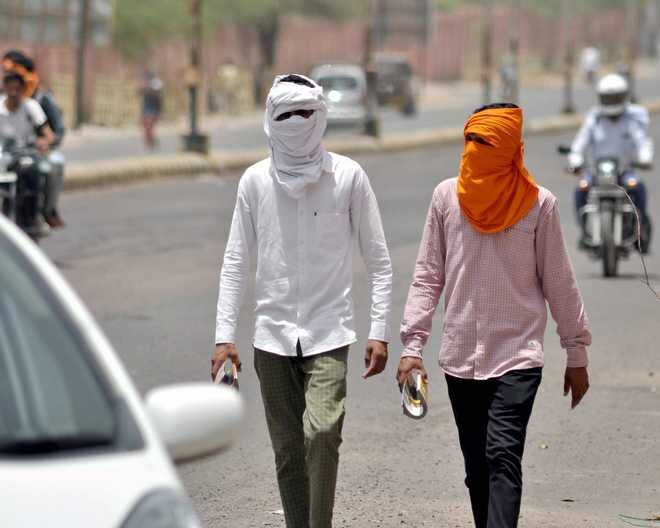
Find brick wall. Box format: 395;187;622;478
0;7;629;125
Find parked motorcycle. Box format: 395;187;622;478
558;145;648;277
0;138;51;242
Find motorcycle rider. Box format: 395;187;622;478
568;73;653;253
2;50;66;227
0;71;55;229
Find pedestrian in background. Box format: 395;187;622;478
398;103;592;528
140;70;163;150
212;73;392;528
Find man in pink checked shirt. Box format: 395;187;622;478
397;103;592;528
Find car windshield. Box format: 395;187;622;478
0;236;116;455
376;61;412;77
317;75;359;91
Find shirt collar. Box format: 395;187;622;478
321;151;333;174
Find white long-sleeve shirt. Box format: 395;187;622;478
570;104;654;169
215;152;392;357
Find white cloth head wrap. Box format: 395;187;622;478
264;74;328;199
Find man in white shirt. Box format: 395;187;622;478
212;74;392;528
0;72;55;234
0;71;54;152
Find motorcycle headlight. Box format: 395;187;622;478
18;156;34;168
598;160;616;174
121;489;202;528
38;160;51;173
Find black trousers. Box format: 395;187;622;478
446;367;542;528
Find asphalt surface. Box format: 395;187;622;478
43;122;659;527
62;75;660;164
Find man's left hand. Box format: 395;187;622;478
564;366;590;409
362;340;388;379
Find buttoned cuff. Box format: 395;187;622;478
401;349;423;360
368;321;389;343
400;338;424;359
215;325;236;345
566;347;588;368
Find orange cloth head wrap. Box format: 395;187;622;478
457;107;539;234
2;58;40;98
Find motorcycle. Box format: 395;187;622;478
0;137;51;242
558;145;648;277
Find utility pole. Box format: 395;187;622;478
561;0;575;114
182;0;209;153
363;0;380;138
625;0;641;103
481;0;494;106
74;0;90;129
508;0;522;104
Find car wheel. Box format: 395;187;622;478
402;97;417;116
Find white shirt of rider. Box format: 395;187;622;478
0;95;47;148
570;105;654;169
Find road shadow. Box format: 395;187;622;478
582;271;660;281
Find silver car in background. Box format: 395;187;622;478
310;64;367;128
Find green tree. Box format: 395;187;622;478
207;0;363;101
112;0;188;60
113;0;363;99
433;0;628;13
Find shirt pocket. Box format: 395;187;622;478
498;218;537;272
315;211;350;253
501;225;534;255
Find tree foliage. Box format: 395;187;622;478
433;0;629;14
113;0;362;60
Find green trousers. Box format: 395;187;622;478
254;345;348;528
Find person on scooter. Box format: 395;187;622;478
2;50;66;228
568;73;653;253
0;71;55;232
0;71;54;151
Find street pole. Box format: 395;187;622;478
74;0;90;129
363;0;380;138
182;0;209;153
625;0;640;103
561;0;576;114
508;0;521;104
481;0;494;106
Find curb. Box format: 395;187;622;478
64;98;660;191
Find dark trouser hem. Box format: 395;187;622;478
446;367;542;528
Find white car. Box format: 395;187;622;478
0;214;243;528
310;64;367;128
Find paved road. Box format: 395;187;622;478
62;75;660;164
44;123;659;527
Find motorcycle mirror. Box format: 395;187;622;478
631;161;652;171
557;145;571;155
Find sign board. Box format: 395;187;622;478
373;0;433;45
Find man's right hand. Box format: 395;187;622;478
35;137;50;154
211;343;242;382
396;356;428;387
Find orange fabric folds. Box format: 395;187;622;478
457;107;539;234
2;58;40;98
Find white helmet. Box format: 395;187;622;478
597;73;629;117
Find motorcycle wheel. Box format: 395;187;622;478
640;213;652;255
601;208;618;277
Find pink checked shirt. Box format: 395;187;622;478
400;178;591;380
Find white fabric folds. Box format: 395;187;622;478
264;74;328;199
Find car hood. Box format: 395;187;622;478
0;449;181;528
